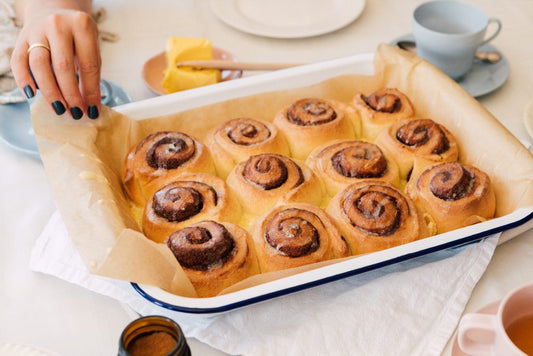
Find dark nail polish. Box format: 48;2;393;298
52;101;66;115
88;105;99;119
70;106;83;120
23;85;34;99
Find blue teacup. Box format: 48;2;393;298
412;0;501;80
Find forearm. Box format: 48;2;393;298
15;0;93;23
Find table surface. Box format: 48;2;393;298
1;0;532;355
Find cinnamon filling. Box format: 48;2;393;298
265;208;320;257
145;133;196;169
167;221;235;271
364;92;402;113
286;98;337;126
396;119;450;154
429;162;474;200
153;186;203;222
330;142;387;178
226;118;271;145
243;154;303;190
342;188;401;236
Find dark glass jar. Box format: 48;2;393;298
118;315;191;356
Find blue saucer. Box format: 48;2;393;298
0;80;132;159
390;34;510;98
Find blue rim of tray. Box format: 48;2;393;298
132;209;532;314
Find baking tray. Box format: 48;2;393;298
112;52;533;314
132;208;531;314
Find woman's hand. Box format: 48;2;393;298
11;0;101;119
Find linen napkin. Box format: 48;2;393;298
30;210;498;356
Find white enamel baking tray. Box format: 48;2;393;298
114;52;533;314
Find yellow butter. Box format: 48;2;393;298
162;37;221;93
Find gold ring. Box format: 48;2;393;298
27;43;51;54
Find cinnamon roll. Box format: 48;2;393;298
205;117;290;178
273;98;359;160
226;153;324;220
375;118;459;182
122;131;216;205
352;88;415;141
406;161;496;234
142;173;241;243
252;203;350;272
326;180;426;255
306;140;400;197
167;220;259;297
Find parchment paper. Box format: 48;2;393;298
31;44;533;298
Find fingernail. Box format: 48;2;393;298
52;101;66;115
23;85;34;99
70;106;83;120
88;105;99;119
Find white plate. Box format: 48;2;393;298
209;0;365;38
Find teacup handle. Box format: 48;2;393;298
480;18;502;47
457;313;497;356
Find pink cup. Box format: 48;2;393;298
458;282;533;355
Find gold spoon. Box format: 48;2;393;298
396;40;502;64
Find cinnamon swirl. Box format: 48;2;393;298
352;88;415;141
273;98;359;160
122;131;216;205
306;140;400;197
142;173;241;243
375;118;459;182
406;161;496;234
252;203;350;272
326;180;426;255
205;117;290;179
226;153;324;220
167;220;259;297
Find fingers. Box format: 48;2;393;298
10;11;102;120
72;12;101;119
26;39;69;116
48;22;85;119
10;40;36;100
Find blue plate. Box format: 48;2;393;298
390;34;510;98
0;80;132;159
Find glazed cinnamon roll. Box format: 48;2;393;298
205;117;290;178
273;98;359;160
306;140;400;197
406;161;496;234
167;220;259;297
226;153;324;220
122;131;216;205
142;173;241;243
352;88;415;141
375;118;459;182
252;203;350;272
326;180;426;255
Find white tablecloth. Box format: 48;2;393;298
1;1;532;355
